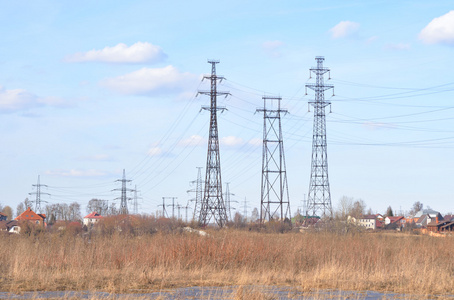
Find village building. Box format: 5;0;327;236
0;212;7;221
15;207;46;226
83;212;103;227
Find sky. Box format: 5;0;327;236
1;0;454;218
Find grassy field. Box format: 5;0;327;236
0;226;453;297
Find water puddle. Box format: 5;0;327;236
0;286;451;299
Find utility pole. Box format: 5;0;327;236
224;182;236;222
257;96;291;222
29;175;50;214
305;56;334;219
158;197;168;218
164;197;177;219
132;185;141;215
198;60;230;227
243;197;249;222
187;167;203;222
112;169;134;215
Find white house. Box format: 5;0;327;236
83;212;103;227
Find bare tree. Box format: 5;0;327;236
16;198;33;216
68;202;81;221
86;199;109;215
335;196;354;219
409;201;423;216
2;206;13;221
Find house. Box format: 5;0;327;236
15;207;46;226
350;215;378;230
440;221;454;232
83;212;103;227
0;212;7;221
427;220;452;233
0;220;20;233
385;216;404;225
7;220;19;233
414;209;443;227
442;215;454;222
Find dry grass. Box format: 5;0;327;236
0;228;453;297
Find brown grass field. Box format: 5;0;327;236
0;224;453;297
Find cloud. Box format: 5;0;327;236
221;136;244;147
384;43;411;51
0;85;69;113
248;138;262;147
179;135;205;147
147;147;163;156
100;65;200;96
329;21;360;39
262;40;284;57
45;169;108;177
65;42;167;63
419;11;454;45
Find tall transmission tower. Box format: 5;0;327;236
257;96;291;222
224;182;235;222
132;185;141;215
113;169;134;215
198;60;230;227
29;175;50;213
188;167;203;221
305;56;334;219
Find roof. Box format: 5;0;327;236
84;212;103;219
414;208;440;218
0;212;7;217
386;216;404;223
443;215;454;222
15;207;46;221
360;215;377;220
427;220;450;227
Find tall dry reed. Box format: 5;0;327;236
0;230;453;295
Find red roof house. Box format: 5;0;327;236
83;212;103;227
15;207;46;226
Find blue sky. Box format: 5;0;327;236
1;0;454;217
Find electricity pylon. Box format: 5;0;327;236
187;167;203;221
257;96;291;222
198;60;229;227
29;175;50;214
113;169;134;215
305;56;334;219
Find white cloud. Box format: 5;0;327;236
65;42;167;63
419;11;454;45
100;65;200;96
147;147;163;156
248;138;262;147
0;85;68;113
45;169;107;177
179;135;205;147
329;21;360;39
221;136;244;147
384;43;411;51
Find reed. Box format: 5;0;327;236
0;228;453;296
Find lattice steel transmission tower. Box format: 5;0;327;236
257;96;291;222
198;60;229;227
29;175;50;214
188;167;203;221
305;56;334;219
113;169;134;215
